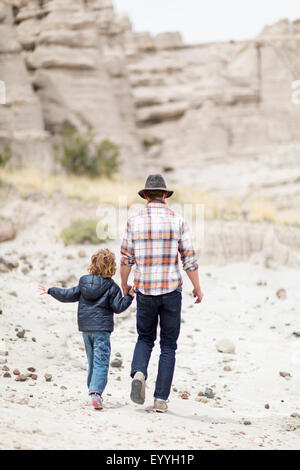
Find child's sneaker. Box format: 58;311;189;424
91;393;103;410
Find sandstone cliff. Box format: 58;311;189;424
0;2;300;209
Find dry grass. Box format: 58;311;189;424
1;168;299;227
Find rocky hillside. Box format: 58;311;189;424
0;1;300;208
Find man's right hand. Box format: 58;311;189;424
193;287;204;304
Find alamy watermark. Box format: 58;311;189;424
95;197;205;252
0;80;6;104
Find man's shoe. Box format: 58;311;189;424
91;393;103;410
154;398;168;413
130;372;145;404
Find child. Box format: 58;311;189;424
39;248;135;410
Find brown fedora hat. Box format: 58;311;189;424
138;174;174;199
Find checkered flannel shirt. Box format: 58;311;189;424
120;201;198;295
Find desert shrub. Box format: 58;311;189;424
57;129;120;178
0;146;11;168
142;139;154;149
60;219;109;246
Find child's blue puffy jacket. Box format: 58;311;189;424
48;274;133;332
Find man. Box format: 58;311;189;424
120;174;203;413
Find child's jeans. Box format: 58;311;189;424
82;331;111;396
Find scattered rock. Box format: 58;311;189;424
0;350;8;356
265;403;270;409
21;267;29;275
115;352;122;358
243;420;252;426
181;393;189;400
279;371;291;378
78;250;86;258
15;374;27;382
32;338;36;342
0;220;16;243
110;358;122;368
276;288;287;300
9;291;18;297
197;391;204;397
116;376;121;381
216;338;236;354
292;332;300;338
44;373;52;382
223;366;232;372
16;329;25;339
2;365;9;371
204;388;215;399
60;385;67;390
13;369;20;375
27;367;36;372
3;372;11;378
173;387;178;392
291;412;300;419
30;374;38;380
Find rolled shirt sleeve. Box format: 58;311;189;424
120;220;136;266
178;220;198;272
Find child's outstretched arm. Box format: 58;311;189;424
39;285;80;303
109;283;134;314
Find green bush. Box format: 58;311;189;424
0;146;12;168
57;129;120;178
60;219;109;246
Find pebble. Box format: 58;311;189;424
216;338;236;354
110;358;122;368
276;288;287;300
3;372;11;378
291;412;300;419
15;374;27;382
181;393;189;400
115;352;122;358
223;366;232;372
2;365;9;371
13;369;20;375
16;329;25;339
265;404;270;409
78;250;86;258
0;350;8;357
9;291;18;297
27;367;36;372
30;374;38;380
292;332;300;338
44;373;52;382
244;420;252;426
21;267;29;274
279;371;291;378
204;388;215;399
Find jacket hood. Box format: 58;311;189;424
79;274;113;300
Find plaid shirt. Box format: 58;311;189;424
120;201;198;295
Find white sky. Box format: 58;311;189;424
113;0;300;44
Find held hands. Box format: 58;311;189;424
193;286;204;304
39;285;49;295
122;283;132;296
128;287;136;298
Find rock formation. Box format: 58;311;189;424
0;2;299;209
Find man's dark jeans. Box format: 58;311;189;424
131;290;182;401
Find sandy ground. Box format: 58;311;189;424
1;195;300;450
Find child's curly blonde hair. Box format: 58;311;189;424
88;249;116;278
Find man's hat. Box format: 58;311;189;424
138;174;174;199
